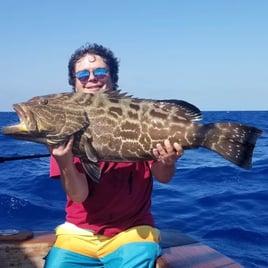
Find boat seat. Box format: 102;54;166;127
0;229;243;268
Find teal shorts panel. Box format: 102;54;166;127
100;241;162;268
44;241;161;268
44;246;102;268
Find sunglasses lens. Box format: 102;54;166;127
93;68;107;78
76;68;108;82
76;70;90;82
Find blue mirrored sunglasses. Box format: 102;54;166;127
76;68;108;82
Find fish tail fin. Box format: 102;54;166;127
200;123;263;169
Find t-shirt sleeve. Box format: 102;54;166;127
50;156;60;178
147;159;156;168
49;156;84;179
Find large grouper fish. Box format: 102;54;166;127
2;90;263;182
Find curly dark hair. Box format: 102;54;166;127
68;43;120;90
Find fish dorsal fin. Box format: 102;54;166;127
103;89;132;99
101;90;202;121
157;99;202;121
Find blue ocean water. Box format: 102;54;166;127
0;111;267;267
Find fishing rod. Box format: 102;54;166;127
0;154;50;163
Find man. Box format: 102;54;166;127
45;43;183;268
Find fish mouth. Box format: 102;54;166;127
2;104;37;135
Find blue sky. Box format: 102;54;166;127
0;0;267;111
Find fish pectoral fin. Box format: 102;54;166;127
84;142;98;163
82;162;101;183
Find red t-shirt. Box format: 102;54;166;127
50;157;155;237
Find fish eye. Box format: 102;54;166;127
39;98;48;105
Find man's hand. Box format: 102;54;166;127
47;136;75;165
151;139;183;183
152;139;183;166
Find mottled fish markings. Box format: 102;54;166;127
2;90;263;182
